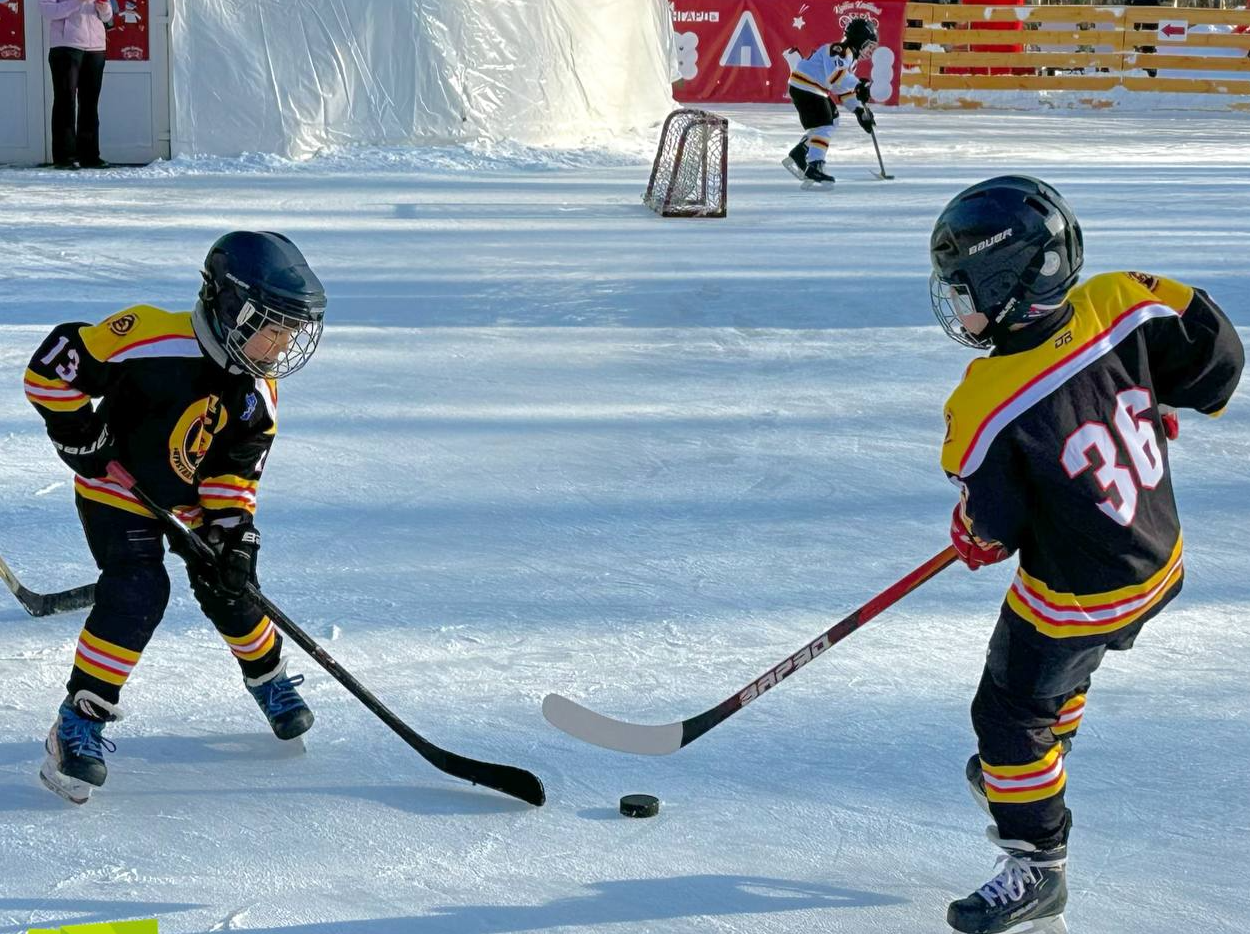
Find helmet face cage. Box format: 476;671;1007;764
930;272;991;350
221;299;324;379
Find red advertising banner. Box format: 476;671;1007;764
672;0;907;105
0;0;24;60
106;0;148;61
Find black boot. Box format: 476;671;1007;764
802;160;835;189
947;829;1068;934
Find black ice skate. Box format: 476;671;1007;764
245;658;315;741
782;142;808;180
966;738;1073;815
39;691;121;805
948;829;1068;934
801;160;835;191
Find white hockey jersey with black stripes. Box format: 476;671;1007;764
788;43;860;103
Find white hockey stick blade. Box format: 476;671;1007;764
542;694;683;756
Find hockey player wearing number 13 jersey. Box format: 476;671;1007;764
24;231;327;804
930;177;1242;934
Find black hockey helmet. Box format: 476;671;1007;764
843;18;878;56
929;175;1083;349
195;231;326;378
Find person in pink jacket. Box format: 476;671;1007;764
39;0;113;169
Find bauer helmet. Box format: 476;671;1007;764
194;231;326;378
843;18;879;56
929;175;1083;349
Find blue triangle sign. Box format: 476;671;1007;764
718;11;771;69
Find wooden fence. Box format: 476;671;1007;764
901;3;1250;105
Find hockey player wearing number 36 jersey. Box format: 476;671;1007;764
24;231;327;805
930;176;1243;934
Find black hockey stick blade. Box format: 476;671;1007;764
544;546;958;755
0;556;95;617
105;462;546;807
869;125;894;180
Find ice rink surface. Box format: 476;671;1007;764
1;106;1247;933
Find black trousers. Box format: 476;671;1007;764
67;497;282;704
48;46;106;166
970;592;1176;850
789;86;836;130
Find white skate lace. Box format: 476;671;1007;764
977;853;1039;906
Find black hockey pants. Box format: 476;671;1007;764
970;593;1176;851
66;496;282;704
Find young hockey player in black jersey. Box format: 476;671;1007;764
930;176;1243;934
782;17;878;189
24;231;327;804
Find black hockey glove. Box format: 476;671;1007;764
49;418;116;478
854;106;875;134
182;523;260;601
854;78;872;104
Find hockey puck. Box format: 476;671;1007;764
619;793;660;818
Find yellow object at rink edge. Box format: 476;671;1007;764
29;920;158;934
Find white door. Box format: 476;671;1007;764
0;0;45;165
36;0;170;165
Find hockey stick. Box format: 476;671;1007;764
543;545;958;755
0;555;95;617
105;462;546;807
869;123;894;180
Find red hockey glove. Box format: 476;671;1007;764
950;504;1009;570
1160;405;1179;440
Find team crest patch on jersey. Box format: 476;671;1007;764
108;313;138;336
241;392;258;422
1127;271;1160;291
169;396;228;482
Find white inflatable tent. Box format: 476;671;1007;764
171;0;675;159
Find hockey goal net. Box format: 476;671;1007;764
642;109;728;218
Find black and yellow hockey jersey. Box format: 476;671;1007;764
942;272;1243;639
24;305;278;527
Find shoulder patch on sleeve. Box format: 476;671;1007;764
1126;271;1159;291
80;306;200;363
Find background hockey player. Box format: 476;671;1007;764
931;175;1243;934
782;17;878;189
24;230;328;805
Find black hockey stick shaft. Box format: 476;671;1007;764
679;545;957;747
0;555;95;617
106;462;545;807
869;124;893;180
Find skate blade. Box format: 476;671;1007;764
990;915;1068;934
274;734;306;756
967;780;992;816
800;178;835;191
39;757;92;805
781;157;806;180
